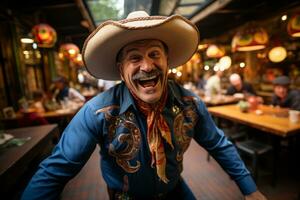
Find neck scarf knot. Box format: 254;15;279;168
131;88;173;183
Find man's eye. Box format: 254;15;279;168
149;51;161;58
129;55;141;62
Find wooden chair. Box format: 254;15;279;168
236;139;274;184
207;127;247;161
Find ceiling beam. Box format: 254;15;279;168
75;0;96;32
190;0;232;23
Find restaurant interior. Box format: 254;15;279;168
0;0;300;199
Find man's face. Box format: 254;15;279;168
274;85;288;99
232;79;242;91
118;40;168;104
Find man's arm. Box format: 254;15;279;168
193;100;266;198
21;104;99;199
69;87;86;102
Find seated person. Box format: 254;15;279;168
18;91;49;126
97;79;116;92
271;76;300;111
226;73;256;96
205;70;223;97
53;76;86;103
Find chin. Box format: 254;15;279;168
139;93;162;104
141;96;161;104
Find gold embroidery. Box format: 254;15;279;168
97;106;141;173
173;97;199;162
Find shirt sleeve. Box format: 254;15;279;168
290;90;300;111
193;100;257;195
21;103;99;200
68;88;86;102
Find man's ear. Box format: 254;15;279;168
117;62;125;81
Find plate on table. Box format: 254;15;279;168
0;133;14;145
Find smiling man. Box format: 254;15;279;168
22;11;266;200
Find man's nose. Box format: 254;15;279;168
140;57;154;72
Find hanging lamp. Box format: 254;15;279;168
32;23;57;48
232;25;269;52
287;13;300;37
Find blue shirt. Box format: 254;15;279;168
22;81;256;199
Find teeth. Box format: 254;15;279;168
139;75;157;81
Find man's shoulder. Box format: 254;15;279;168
87;83;125;110
168;80;203;106
289;89;300;97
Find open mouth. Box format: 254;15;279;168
137;74;160;88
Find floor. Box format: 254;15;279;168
60;140;300;200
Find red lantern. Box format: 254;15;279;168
287;13;300;37
59;43;80;61
32;23;57;48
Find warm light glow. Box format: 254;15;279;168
78;73;85;83
198;44;208;50
168;69;172;74
59;43;80;60
287;13;300;37
239;62;246;68
268;46;287;63
68;49;76;55
281;15;287;21
76;55;82;62
176;71;182;77
236;45;266;51
172;68;177;73
31;23;57;48
32;43;38;49
219;56;232;69
206;45;225;58
204;65;210;70
21;38;34;44
23;50;29;55
213;64;220;71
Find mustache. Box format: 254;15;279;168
132;69;163;81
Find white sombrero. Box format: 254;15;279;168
82;11;200;80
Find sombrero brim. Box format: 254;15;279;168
82;15;199;80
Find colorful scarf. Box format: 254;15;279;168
131;88;173;183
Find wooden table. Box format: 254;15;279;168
202;95;239;107
1;106;82;129
208;105;300;186
0;124;59;196
208;105;300;138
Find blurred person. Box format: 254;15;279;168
97;79;116;92
226;73;256;96
22;11;266;200
53;76;86;103
18;90;49;127
272;76;300;110
205;70;223;97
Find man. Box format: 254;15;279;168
98;79;116;91
272;75;300;110
53;76;86;103
204;70;223;97
22;11;266;200
226;73;256;96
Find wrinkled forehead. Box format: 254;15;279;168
122;39;166;53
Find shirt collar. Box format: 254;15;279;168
119;81;138;114
166;80;185;108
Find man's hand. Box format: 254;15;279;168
245;191;267;200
